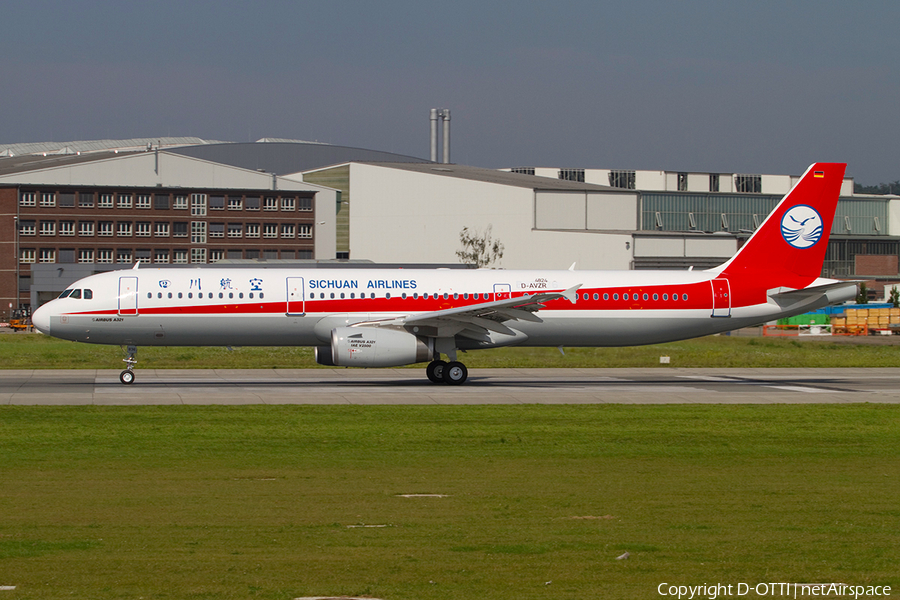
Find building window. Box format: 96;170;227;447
40;249;56;263
298;224;313;239
173;250;188;264
173;222;188;238
117;193;132;209
263;223;278;238
191;221;207;244
191;194;207;216
154;250;170;264
609;170;636;189
135;249;151;264
116;249;132;264
227;223;243;238
136;195;151;209
264;197;278;211
58;249;76;264
559;169;585;182
209;196;225;210
19;220;36;236
20;249;36;264
281;224;295;238
190;248;207;264
98;221;114;237
511;167;536;175
78;192;94;207
59;221;76;236
246;224;260;238
40;221;56;236
59;193;76;207
154;222;170;237
99;194;114;208
174;195;188;210
245;249;259;259
154;194;170;210
677;173;688;192
97;249;113;264
135;222;152;237
40;192;56;207
209;249;225;262
709;174;720;192
227;250;243;259
78;249;94;263
228;196;242;210
245;196;261;211
297;249;313;259
209;223;225;238
117;222;133;237
282;197;296;211
299;197;313;211
735;174;761;193
20;192;36;207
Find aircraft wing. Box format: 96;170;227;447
357;285;581;340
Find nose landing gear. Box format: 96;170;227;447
120;345;137;385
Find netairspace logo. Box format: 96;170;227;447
657;582;892;599
781;204;824;249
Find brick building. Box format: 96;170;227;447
0;149;337;315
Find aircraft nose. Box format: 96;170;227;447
31;303;51;335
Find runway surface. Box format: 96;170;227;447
2;368;900;404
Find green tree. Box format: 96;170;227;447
456;225;504;268
856;282;869;304
889;286;899;308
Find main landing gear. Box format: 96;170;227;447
120;345;137;385
426;359;468;385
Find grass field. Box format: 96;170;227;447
2;332;900;369
1;405;899;599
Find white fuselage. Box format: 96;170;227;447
33;266;852;350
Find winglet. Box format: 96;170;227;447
561;284;581;304
132;261;140;270
568;262;577;271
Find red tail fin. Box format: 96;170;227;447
719;162;846;291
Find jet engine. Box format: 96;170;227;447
315;327;432;367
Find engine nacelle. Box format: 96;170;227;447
318;327;432;367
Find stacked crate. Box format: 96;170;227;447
833;307;900;332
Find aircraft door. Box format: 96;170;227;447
286;277;305;315
118;276;138;316
494;283;511;301
711;278;731;317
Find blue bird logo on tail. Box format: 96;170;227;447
780;205;823;249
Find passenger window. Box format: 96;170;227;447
84;289;92;300
341;293;346;299
474;293;480;300
330;293;335;299
259;293;264;299
603;293;609;300
682;294;688;301
168;293;173;299
653;293;658;300
386;293;391;299
228;293;233;299
70;289;82;299
219;293;224;299
158;293;163;299
188;293;193;299
623;293;629;301
643;293;649;301
593;293;599;300
249;293;254;299
147;293;152;299
350;293;355;299
613;293;619;300
178;292;183;299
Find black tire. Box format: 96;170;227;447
442;361;468;385
120;370;135;385
426;360;447;384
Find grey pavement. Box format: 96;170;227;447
1;368;900;404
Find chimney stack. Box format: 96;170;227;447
429;108;451;163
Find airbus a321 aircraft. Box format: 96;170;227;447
32;163;856;385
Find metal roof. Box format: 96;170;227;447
355;162;621;192
0;137;227;158
168;142;429;175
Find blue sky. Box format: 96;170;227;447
2;1;898;183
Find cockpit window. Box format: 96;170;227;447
58;289;73;299
69;289;82;299
84;289;93;299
